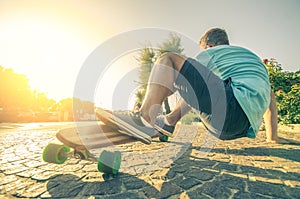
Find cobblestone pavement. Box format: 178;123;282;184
0;123;300;198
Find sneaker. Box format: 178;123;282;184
96;108;155;144
155;115;175;134
155;115;175;139
95;109;119;130
115;112;174;137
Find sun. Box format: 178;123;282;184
0;17;92;101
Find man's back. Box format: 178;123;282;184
196;45;271;137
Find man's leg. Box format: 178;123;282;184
165;98;192;126
139;52;187;125
264;90;278;143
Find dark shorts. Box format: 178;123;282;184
175;58;250;140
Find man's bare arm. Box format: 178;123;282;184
264;90;278;143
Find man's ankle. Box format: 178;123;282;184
140;112;152;126
165;115;176;126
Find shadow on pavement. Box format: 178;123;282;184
277;137;300;146
46;173;160;198
46;145;300;198
200;146;300;162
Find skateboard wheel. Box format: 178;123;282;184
159;135;169;142
98;150;121;174
43;143;70;164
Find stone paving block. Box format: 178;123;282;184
139;184;160;198
44;176;86;198
248;180;289;198
170;175;202;190
190;157;217;168
38;163;64;171
221;171;248;180
284;186;300;199
267;169;300;182
0;194;17;199
230;155;254;166
169;163;189;173
101;191;146;199
216;173;247;191
239;165;270;176
77;178;123;197
254;175;283;185
185;168;217;181
122;176;151;190
142;181;183;199
31;170;60;181
1;155;21;163
24;153;42;161
186;191;211;199
158;182;183;198
284;179;300;188
14;182;47;198
2;164;29;175
0;174;18;186
213;162;239;172
24;160;46;168
1;178;35;194
16;168;45;178
233;191;272;199
188;181;233;199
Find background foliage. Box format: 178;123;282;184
264;59;300;124
0;66;94;122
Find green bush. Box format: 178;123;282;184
264;58;300;124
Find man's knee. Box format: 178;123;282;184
158;52;187;71
158;52;176;62
160;52;184;60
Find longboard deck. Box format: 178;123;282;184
56;123;139;151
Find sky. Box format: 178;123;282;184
0;0;299;108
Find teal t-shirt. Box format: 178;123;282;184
196;45;270;138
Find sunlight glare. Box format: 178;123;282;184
0;18;90;101
94;52;140;110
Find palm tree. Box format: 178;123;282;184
158;33;184;55
135;47;155;90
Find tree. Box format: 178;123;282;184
0;65;96;122
0;66;33;110
72;98;95;120
136;47;155;92
157;33;184;55
31;92;56;112
0;66;35;121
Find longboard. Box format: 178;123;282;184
42;123;159;174
56;124;142;150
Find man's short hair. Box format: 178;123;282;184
199;28;230;49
